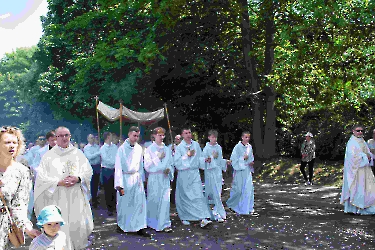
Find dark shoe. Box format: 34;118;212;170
116;225;125;234
162;227;173;233
137;228;151;237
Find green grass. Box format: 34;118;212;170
253;157;344;187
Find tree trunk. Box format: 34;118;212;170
262;0;277;158
238;0;264;158
263;86;277;158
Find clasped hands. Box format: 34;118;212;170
58;176;79;187
187;149;195;157
163;168;170;176
158;151;166;160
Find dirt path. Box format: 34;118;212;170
19;182;375;249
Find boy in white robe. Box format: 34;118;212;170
200;130;227;222
34;126;94;250
340;125;375;214
144;127;174;232
226;131;258;216
174;128;212;228
114;126;150;237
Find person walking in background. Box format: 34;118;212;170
79;143;86;152
367;129;375;176
200;129;227;222
174;128;212;228
168;134;181;156
300;132;316;185
100;132;118;216
227;131;258;216
0;126;41;249
340;124;375;215
31;131;57;178
27;136;46;166
34;126;94;249
28;130;57;220
84;134;101;208
114;126;150;237
144;127;174;233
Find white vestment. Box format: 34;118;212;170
114;139;147;232
340;135;375;214
144;142;174;230
226;141;255;214
34;144;94;250
174;140;211;221
200;142;227;220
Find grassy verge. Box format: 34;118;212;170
253;157;344;187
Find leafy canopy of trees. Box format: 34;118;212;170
3;0;375;159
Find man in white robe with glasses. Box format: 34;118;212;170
340;124;375;215
34;126;94;249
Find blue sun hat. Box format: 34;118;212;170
36;205;65;228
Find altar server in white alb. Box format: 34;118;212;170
174;128;212;228
34;126;94;250
144;127;174;232
340;124;375;215
200;129;227;222
114;126;150;237
227;131;258;216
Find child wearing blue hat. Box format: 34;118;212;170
29;205;67;250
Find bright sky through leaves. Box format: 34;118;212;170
0;0;48;57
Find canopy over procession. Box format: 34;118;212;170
1;99;375;250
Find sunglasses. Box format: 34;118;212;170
355;130;363;132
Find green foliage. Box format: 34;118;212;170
10;0;375;158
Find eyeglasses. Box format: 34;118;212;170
56;134;71;138
355;130;363;132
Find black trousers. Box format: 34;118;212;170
102;167;116;212
90;164;102;203
300;159;315;183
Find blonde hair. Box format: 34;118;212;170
152;127;166;135
0;126;26;157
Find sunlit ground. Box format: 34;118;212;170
18;158;375;249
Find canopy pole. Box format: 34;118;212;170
94;96;101;145
119;100;123;140
164;103;174;148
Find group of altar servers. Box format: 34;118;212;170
114;126;257;237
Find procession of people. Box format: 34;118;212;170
1;122;375;249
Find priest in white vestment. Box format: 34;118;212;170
34;126;94;249
114;126;150;237
340;125;375;215
174;128;212;228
